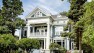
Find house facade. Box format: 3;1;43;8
20;7;74;53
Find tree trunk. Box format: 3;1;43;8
12;29;15;36
76;32;79;50
79;31;82;53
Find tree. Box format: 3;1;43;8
0;7;10;34
49;43;66;53
60;11;67;16
64;0;87;53
78;1;94;52
0;34;17;53
16;38;40;53
82;43;93;53
1;0;24;36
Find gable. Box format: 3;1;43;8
26;7;51;18
31;9;46;17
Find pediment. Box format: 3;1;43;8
26;7;51;18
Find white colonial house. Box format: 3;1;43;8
20;7;74;53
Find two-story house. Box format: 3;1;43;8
20;7;74;53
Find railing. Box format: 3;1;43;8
30;32;47;37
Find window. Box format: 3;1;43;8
55;26;63;35
72;43;74;49
63;40;65;47
45;29;47;32
42;13;46;16
24;30;27;37
26;19;27;21
30;27;33;33
57;42;61;45
31;15;34;17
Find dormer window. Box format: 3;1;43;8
42;13;46;16
31;11;47;18
31;15;34;17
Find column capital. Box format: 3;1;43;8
27;24;30;26
46;22;50;25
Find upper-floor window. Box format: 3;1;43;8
55;26;63;35
31;11;46;18
31;15;34;17
42;13;46;16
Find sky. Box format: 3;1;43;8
20;0;70;19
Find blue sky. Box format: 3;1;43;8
20;0;70;19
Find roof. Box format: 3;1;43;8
51;14;68;20
25;6;52;18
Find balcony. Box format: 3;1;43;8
30;32;47;37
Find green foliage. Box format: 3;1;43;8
75;1;94;51
61;32;69;37
1;0;25;35
83;25;94;49
30;39;40;49
61;32;76;39
60;11;67;16
0;34;17;52
63;25;68;31
0;8;10;34
67;0;87;22
63;19;74;31
74;1;94;52
49;43;67;53
82;43;93;53
16;38;32;50
16;38;40;52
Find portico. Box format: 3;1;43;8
27;18;52;52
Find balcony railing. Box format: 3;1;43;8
30;32;47;37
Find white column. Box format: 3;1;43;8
50;25;53;43
33;26;35;35
46;23;50;49
51;25;52;37
65;39;67;49
46;23;50;53
67;37;69;50
27;24;30;38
